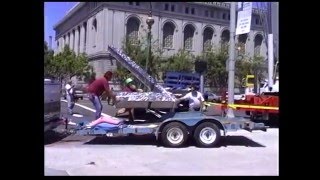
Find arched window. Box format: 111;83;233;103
221;29;230;49
163;22;175;48
254;34;263;56
238;34;248;54
184;24;195;50
92;18;97;46
126;17;140;45
203;27;214;52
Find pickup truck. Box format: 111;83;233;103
44;78;63;132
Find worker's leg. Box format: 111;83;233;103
66;94;74;115
89;94;103;119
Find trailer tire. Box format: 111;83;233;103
161;122;188;148
194;122;221;148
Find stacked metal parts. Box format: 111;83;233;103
108;46;176;109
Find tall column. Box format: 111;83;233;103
61;36;65;51
66;33;70;47
86;19;91;53
70;30;74;51
58;38;62;52
74;28;80;55
79;25;85;54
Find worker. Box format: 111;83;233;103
87;71;117;119
123;78;138;92
65;80;75;115
116;77;141;121
177;84;204;111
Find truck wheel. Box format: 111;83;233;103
193;122;221;148
161;122;188;148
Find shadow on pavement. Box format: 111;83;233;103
84;135;158;146
44;129;70;145
218;136;265;147
83;134;265;148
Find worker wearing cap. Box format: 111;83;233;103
116;78;141;121
123;78;137;92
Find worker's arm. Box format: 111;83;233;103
178;93;190;101
104;89;116;104
199;93;205;110
104;81;117;101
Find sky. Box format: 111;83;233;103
44;2;264;49
44;2;77;49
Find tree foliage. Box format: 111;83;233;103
44;41;55;78
161;49;195;74
200;45;229;88
44;42;92;82
235;55;266;85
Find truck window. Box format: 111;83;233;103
247;78;254;84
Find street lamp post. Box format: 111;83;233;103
145;3;154;77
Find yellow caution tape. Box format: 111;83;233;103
204;102;278;111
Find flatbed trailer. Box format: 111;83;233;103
67;111;266;148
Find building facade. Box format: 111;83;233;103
54;2;267;78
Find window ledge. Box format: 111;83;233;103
163;47;175;51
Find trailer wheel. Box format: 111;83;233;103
194;122;221;148
161;122;188;148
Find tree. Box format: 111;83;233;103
200;45;229;89
44;44;92;82
235;55;266;86
161;49;195;74
44;41;55;78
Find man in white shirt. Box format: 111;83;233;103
65;81;75;115
177;84;204;111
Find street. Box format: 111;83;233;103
44;99;279;176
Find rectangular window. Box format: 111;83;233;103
185;7;189;14
165;3;169;11
136;2;140;6
210;11;214;18
191;8;195;15
205;10;208;17
171;5;175;12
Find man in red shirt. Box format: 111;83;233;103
87;71;116;119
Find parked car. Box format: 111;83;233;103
207;93;222;102
44;78;63;132
225;91;245;101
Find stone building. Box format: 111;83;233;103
54;2;266;78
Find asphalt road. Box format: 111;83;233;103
45;99;278;176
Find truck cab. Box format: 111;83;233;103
243;75;255;95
